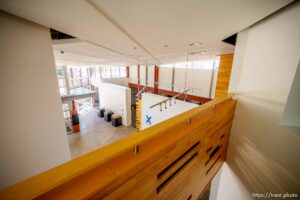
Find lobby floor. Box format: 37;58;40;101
68;108;136;159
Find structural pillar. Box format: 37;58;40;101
126;66;130;78
154;65;159;94
71;100;80;133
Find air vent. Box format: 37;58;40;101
156;142;200;193
206;155;221;174
206;146;212;153
205;145;222;166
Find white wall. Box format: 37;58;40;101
212;2;300;199
129;65;137;84
101;77;128;87
129;64;216;99
0;11;71;189
158;67;173;91
141;93;198;130
173;68;213;98
147;65;155;87
140;65;146;86
93;80;131;127
281;62;300;129
210;69;218;99
210;163;251;200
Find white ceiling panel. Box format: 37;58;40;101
0;0;151;62
96;0;292;56
0;0;293;65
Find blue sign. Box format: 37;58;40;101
146;115;152;125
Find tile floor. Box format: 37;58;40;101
68;108;136;159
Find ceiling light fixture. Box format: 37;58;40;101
188;51;202;55
189;42;202;47
187;51;208;55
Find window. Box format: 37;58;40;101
98;65;127;78
56;66;96;96
120;66;127;77
160;57;220;70
104;67;111;78
56;66;67;95
111;67;120;78
95;66;101;78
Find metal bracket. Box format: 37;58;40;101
187;118;192;125
133;145;140;154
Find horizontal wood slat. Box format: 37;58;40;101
0;94;236;200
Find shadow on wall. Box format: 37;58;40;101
226;95;300;194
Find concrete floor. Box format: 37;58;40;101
68;108;136;159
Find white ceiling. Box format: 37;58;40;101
53;39;138;66
0;0;293;65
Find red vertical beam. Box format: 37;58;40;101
137;64;141;92
154;65;159;94
126;66;130;78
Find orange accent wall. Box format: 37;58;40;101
215;54;234;98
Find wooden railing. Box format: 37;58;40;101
0;94;236;200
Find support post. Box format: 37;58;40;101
171;64;175;92
126;66;130;78
71;100;80;133
154;65;159;94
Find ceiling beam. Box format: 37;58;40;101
86;0;161;64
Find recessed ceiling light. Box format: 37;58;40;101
187;51;208;55
189;42;202;47
187;51;201;55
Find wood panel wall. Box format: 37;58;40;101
0;95;236;200
215;54;234;98
136;99;142;132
